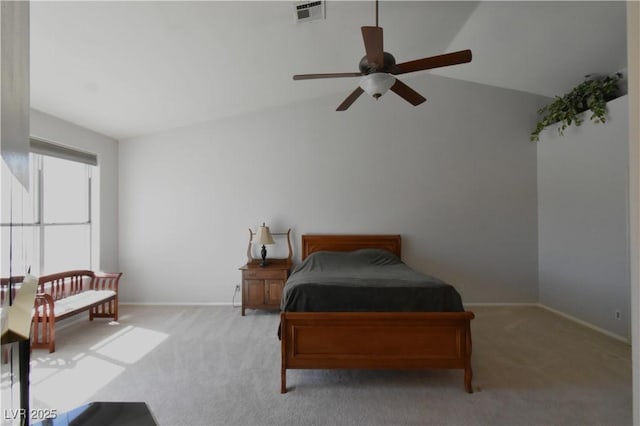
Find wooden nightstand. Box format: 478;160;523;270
239;259;292;316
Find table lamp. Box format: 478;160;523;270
255;223;275;267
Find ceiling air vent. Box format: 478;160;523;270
294;1;324;24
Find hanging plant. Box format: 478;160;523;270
530;73;621;142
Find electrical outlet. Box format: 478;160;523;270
615;310;621;320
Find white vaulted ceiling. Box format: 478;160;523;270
29;1;628;140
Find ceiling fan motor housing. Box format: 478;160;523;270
359;52;396;74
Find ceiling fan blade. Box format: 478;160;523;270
336;87;365;111
391;49;472;75
293;72;362;80
361;26;384;69
390;80;426;106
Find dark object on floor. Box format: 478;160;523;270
32;402;157;426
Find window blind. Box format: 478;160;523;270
29;137;98;166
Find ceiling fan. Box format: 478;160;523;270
292;0;472;111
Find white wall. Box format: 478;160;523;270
119;73;546;305
538;96;630;339
30;109;119;272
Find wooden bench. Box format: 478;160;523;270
1;270;122;353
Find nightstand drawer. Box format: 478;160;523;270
243;269;286;279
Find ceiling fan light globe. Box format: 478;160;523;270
359;73;395;99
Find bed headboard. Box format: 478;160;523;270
301;234;402;260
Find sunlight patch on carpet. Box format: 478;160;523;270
91;326;168;364
31;355;125;411
30;325;169;410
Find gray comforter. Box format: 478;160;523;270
280;249;465;312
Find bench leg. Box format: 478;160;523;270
30;319;56;353
90;299;118;321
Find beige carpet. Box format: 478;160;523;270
28;305;632;426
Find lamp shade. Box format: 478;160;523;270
255;223;275;245
359;73;396;99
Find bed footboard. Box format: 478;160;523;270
280;311;475;393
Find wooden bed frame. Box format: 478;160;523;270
280;234;475;393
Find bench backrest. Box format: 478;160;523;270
38;270;95;301
2;271;121;304
91;272;122;293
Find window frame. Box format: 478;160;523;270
1;139;98;275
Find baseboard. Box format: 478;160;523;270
465;302;539;307
466;302;629;344
119;301;629;343
120;302;236;307
537;303;629;344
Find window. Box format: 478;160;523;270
1;139;97;276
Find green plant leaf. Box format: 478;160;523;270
531;74;619;142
